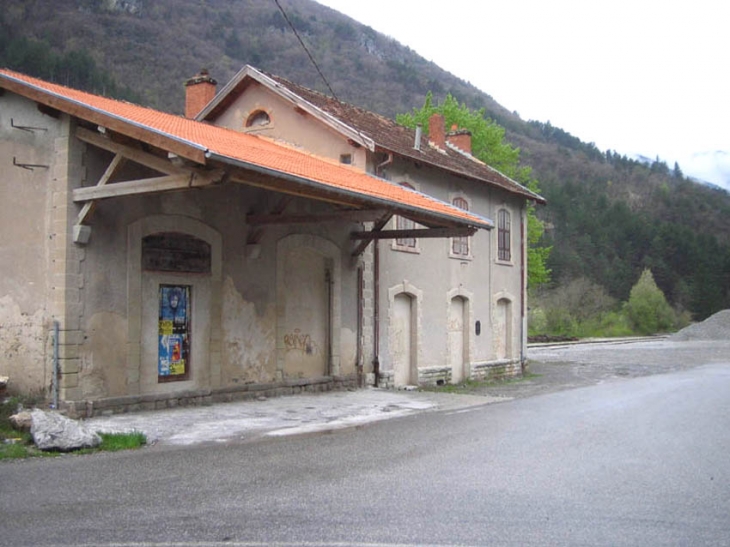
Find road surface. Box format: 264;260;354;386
1;354;729;546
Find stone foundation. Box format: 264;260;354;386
374;358;525;389
62;375;358;418
418;366;452;386
471;358;523;381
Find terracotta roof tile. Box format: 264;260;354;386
0;69;491;229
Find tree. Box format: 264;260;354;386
397;93;551;288
673;161;683;179
624;269;676;334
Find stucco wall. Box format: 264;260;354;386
0;93;66;396
376;157;525;384
213;83;367;169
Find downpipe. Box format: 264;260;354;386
52;320;59;409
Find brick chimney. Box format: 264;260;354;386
184;68;217;119
446;124;472;155
428;113;446;150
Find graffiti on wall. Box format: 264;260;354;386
284;329;320;356
158;285;191;380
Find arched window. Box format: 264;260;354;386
245;109;271;128
395;183;417;249
451;197;469;256
498;209;511;261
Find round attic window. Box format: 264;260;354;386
245;110;271;128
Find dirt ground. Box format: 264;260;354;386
467;338;730;400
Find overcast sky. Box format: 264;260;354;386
315;0;730;188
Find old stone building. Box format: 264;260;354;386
0;67;542;416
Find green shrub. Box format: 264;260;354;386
624;269;676;334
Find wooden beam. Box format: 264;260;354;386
350;214;393;257
247;196;293;245
76;127;189;176
72;173;216;202
229;171;371;210
247;209;389;226
76;153;126;225
228;169;469;231
351;227;477;241
37;103;60;119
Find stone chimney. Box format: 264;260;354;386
184;68;217;119
446;124;472;155
428;113;446;150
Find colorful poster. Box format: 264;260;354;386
158;285;190;379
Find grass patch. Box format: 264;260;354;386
98;431;147;451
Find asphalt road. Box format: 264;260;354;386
2;354;729;546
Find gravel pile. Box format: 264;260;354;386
670;309;730;341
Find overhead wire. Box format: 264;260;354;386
273;0;341;103
272;0;376;154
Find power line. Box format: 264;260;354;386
273;0;341;104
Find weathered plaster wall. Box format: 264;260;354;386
75;154;361;403
0;93;65;395
79;311;128;399
221;276;277;385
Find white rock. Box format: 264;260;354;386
30;409;101;451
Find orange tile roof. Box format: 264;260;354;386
0;68;492;229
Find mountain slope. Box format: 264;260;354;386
2;0;729;319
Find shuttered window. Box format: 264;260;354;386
498;209;511;261
451;197;469;256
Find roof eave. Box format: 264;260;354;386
0;72;208;165
205;151;493;231
373;144;546;204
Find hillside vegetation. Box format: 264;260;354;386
2;0;729;327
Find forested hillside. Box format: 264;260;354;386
2;0;729;322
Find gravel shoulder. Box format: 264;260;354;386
467;338;730;400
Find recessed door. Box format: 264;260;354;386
393;293;414;386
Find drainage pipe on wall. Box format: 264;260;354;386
356;266;364;387
520;207;527;374
52;320;60;409
372;153;393;387
372;240;380;387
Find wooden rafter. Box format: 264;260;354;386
73;172;217;202
247;209;389;226
76;153;125;225
76;127;189;177
351;213;393;257
351;227;477;241
246;196;293;245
